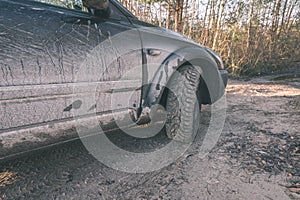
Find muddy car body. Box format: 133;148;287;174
0;0;228;158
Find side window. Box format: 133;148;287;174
109;2;126;21
34;0;88;12
34;0;129;21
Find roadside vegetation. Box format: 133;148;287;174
121;0;300;76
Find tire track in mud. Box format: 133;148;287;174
0;78;299;199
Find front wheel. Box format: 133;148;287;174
165;65;201;143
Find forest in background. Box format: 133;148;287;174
120;0;300;76
38;0;300;76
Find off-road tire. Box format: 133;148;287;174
165;65;201;143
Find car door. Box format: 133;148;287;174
0;0;142;133
85;1;143;118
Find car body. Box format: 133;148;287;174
0;0;228;158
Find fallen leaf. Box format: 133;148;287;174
289;187;300;193
0;171;18;187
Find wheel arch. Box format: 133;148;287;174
142;47;225;108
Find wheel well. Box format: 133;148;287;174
158;63;210;108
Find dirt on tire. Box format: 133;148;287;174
165;65;201;142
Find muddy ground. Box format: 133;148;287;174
0;74;299;199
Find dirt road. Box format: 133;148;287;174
0;75;299;199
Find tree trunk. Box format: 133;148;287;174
285;0;297;31
278;0;288;37
182;0;189;34
166;2;171;29
246;0;254;49
159;1;162;27
188;0;197;38
212;0;226;49
174;0;184;32
201;0;211;44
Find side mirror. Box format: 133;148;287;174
83;0;109;10
83;0;110;18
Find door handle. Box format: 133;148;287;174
147;49;161;56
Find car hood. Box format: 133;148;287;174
159;27;198;45
135;20;204;48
